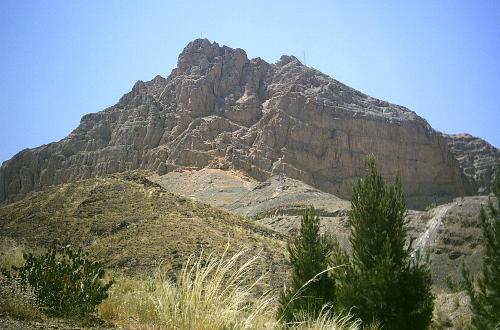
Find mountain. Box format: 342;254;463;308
443;133;499;194
1;39;496;208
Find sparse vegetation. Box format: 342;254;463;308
98;247;366;330
0;275;43;321
100;247;275;329
462;170;500;329
0;175;289;294
2;245;113;320
277;207;336;324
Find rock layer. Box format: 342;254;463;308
443;133;499;194
0;39;472;208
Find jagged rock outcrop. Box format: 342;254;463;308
0;39;472;208
443;133;499;194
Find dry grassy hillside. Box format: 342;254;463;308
0;172;288;292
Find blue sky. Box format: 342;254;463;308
1;0;499;163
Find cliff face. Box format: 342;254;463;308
443;133;499;194
0;39;470;208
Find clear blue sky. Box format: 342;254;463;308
1;0;499;163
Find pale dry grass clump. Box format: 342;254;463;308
152;247;274;329
285;309;362;330
99;247;275;329
98;275;159;326
0;243;44;322
0;242;25;270
99;247;365;330
0;276;44;321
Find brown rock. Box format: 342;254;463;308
442;133;499;194
0;39;478;208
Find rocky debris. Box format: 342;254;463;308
152;168;350;218
442;133;499;194
0;39;475;208
433;291;471;329
412;204;454;255
406;196;488;289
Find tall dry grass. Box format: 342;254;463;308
152;248;274;329
99;247;275;329
284;309;362;330
99;247;365;329
0;242;44;321
0;242;25;270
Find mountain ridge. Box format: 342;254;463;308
1;39;497;207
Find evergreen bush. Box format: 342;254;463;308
462;170;500;329
333;157;434;329
277;207;336;323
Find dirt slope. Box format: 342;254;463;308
0;172;288;292
152;168;349;218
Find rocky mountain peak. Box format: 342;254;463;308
176;39;249;75
1;39;492;208
276;55;302;67
442;133;499;194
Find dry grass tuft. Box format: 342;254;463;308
286;309;362;330
100;247;275;329
98;275;159;326
0;275;44;321
152;247;274;329
99;247;366;330
0;241;25;270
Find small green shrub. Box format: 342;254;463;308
277;207;336;324
2;245;113;319
444;274;465;293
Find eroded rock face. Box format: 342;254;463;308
0;39;473;208
442;133;499;194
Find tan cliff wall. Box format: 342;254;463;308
0;39;473;208
443;133;499;195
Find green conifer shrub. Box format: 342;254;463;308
277;207;336;324
462;170;500;330
333;157;434;329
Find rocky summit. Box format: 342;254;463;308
0;39;497;208
443;133;499;195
